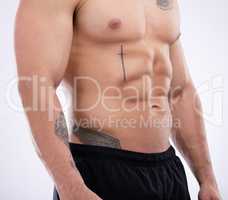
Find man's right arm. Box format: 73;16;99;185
15;1;101;199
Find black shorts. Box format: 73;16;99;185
53;143;191;200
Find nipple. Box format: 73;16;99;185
108;18;122;30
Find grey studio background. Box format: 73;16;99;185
0;0;227;199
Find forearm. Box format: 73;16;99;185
174;131;216;186
171;84;217;186
18;82;84;195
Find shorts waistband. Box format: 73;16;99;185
69;142;176;163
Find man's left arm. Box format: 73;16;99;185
169;39;221;200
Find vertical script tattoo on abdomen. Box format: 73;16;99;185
118;44;127;81
55;111;69;146
156;0;173;10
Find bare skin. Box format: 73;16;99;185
15;0;220;200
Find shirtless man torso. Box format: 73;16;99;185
15;0;220;199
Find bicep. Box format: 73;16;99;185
170;39;192;93
169;0;193;90
15;0;75;86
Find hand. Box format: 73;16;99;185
59;182;103;200
198;183;221;200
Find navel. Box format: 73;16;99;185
108;18;122;30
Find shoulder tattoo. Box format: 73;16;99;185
156;0;173;10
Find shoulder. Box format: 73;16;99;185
18;0;81;13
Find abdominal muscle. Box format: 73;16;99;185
69;72;173;153
70;98;172;153
67;38;173;153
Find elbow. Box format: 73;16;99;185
170;82;204;118
170;82;199;104
17;75;59;110
17;80;27;97
17;80;33;111
170;82;189;101
17;78;33;97
17;75;58;95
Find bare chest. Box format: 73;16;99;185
74;0;180;44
